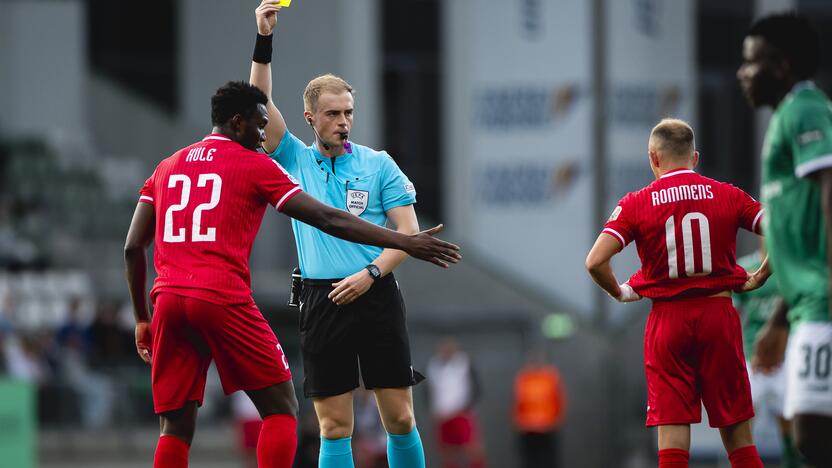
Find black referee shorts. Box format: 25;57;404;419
298;273;424;398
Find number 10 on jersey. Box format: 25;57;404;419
665;212;712;279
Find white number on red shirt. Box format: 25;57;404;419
163;174;222;243
192;174;222;242
665;212;712;279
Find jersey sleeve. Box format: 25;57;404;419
253;157;303;212
138;169;157;205
789;101;832;178
268;130;306;174
379;152;417;211
601;194;637;250
733;186;764;234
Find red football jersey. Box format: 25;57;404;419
138;134;301;306
602;168;763;299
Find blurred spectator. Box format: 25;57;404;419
0;332;7;375
32;328;60;375
0;290;16;334
353;387;388;468
0;291;50;383
513;349;566;468
86;299;134;369
55;296;113;428
0;194;40;269
5;333;51;384
0;292;15;376
55;296;90;354
426;338;486;468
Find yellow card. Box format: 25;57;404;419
277;0;292;6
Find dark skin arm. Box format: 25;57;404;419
124;202;155;364
821;168;832;321
281;192;461;267
751;167;832;372
752;297;789;374
122;189;460;363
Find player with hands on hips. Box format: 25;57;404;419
614;282;641;303
585;119;769;468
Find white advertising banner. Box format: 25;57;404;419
443;0;695;316
443;0;594;312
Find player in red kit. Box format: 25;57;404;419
585;119;771;468
124;81;460;468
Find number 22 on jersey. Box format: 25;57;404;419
163;173;222;243
665;212;712;279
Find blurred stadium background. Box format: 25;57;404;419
0;0;831;466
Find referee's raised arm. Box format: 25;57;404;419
250;0;287;153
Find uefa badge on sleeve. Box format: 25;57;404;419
347;189;369;216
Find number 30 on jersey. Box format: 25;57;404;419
163;173;222;243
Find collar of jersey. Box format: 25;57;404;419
311;142;354;165
777;81;816;114
782;81;816;105
790;80;816;95
203;134;232;142
659;168;695;179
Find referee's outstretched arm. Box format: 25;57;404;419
282;191;461;268
250;0;288;154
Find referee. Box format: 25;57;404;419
250;3;432;467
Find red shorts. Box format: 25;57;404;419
644;296;753;428
151;293;292;414
438;412;479;446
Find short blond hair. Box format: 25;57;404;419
303;74;354;112
650;118;695;158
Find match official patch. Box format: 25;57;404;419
404;182;415;193
799;129;824;145
608;206;622;222
347;189;369;216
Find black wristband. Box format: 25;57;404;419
253;33;273;64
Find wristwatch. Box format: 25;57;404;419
365;264;382;280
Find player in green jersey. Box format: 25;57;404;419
735;252;801;468
737;13;832;466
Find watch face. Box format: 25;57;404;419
367;265;381;279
